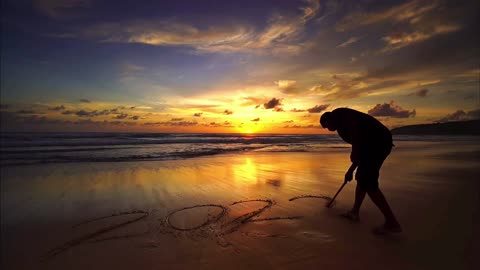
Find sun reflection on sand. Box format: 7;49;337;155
233;157;258;185
0;152;353;224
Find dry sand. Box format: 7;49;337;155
1;139;479;269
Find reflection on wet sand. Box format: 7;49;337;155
1;141;479;270
1;152;348;225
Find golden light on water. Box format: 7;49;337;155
233;157;258;184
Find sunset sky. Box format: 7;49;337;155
1;0;479;133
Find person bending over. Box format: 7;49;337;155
320;108;401;234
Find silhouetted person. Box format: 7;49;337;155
320;108;401;234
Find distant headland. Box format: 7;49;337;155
391;119;480;135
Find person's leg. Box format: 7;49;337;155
367;188;401;228
351;184;366;216
341;179;367;221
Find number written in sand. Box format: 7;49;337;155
47;195;330;259
165;204;227;231
164;199;274;233
45;210;149;259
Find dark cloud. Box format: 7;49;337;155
144;121;197;126
283;124;320;129
368;101;416;118
204;121;234;128
48;105;66;111
170;118;184;121
437;110;466;122
274;107;285;112
223;110;233;115
1;111;57;127
284;120;294;123
98;109;114;116
62;110;74;115
1;111;71;130
73;119;95;125
75;110;93;117
436;109;480;123
114;113;129;119
290;108;306;112
130;115;140;120
16;110;37;114
193;112;203;117
409;88;429;97
62;108;118;117
307;104;329;113
263;98;282;109
76;109;110;117
79;99;91;103
251;118;260;122
110;120;137;126
1;110;142;132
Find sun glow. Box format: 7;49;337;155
233;157;258;184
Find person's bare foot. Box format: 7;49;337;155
340;211;360;222
372;222;402;235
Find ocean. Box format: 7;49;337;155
0;132;475;166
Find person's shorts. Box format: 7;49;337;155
355;145;392;191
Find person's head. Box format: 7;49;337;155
320;112;336;131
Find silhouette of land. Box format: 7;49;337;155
391;119;480;135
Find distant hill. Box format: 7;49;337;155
391;120;480;135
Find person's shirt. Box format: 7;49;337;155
330;108;392;147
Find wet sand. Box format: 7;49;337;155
1;140;479;270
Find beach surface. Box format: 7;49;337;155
1;139;479;270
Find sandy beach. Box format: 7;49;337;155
1;139;479;270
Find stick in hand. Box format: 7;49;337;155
326;181;347;208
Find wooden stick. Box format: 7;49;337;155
326;181;347;208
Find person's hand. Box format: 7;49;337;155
344;170;353;182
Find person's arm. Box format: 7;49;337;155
346;123;361;183
350;143;360;164
345;161;357;182
349;118;363;165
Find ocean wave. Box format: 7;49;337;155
2;133;467;167
1;133;340;148
0;144;267;166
